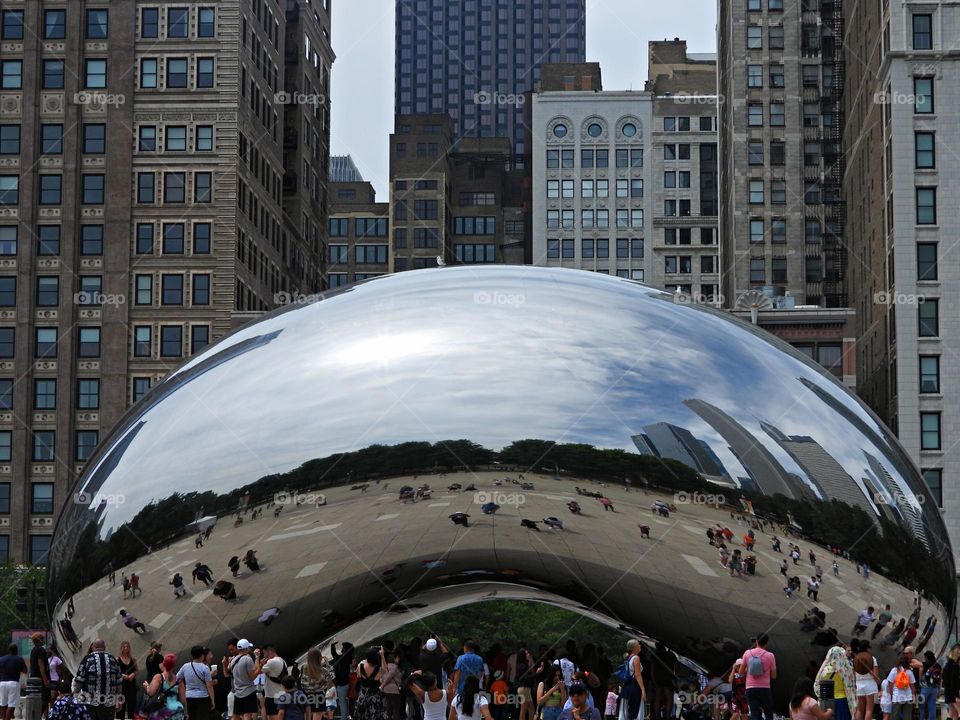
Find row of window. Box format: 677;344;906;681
138;125;215;153
327;273;383;288
665;256;717;274
139;57;216;90
546;209;644;230
2;8;213;42
0;325;209;360
546;238;645;260
136;171;214;205
140;6;217;40
1;377;101;411
455;244;496;264
1;430;97;464
547;178;644;199
748;256;797;284
2;123;110;156
328;245;388;265
747;217;790;244
663;117;714;132
547;148;644;169
746;0;784;11
454;217;496;236
746;63;786;90
328;218;389;238
0;58;105;91
10;273;209;307
665;228;717;246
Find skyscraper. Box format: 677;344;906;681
394;0;586;165
718;0;847;308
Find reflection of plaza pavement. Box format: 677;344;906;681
58;471;945;679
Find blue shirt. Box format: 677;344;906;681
563;695;595;711
277;690;310;720
454;653;484;693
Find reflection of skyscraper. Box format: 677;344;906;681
634;423;729;478
683;399;797;498
631;434;657;456
760;421;876;516
864;451;929;548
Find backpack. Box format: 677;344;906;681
266;660;291;685
894;669;911;691
614;658;634;684
747;652;765;677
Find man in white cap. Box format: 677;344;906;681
420;636;451;687
230;640;264;720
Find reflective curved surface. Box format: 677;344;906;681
49;266;954;699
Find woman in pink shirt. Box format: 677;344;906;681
741;635;777;720
790;678;833;720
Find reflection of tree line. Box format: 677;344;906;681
61;439;952;610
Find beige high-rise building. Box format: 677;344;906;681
0;0;332;562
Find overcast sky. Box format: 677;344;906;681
330;0;718;198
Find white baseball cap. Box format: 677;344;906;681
425;639;438;651
237;639;254;650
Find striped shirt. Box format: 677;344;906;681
73;652;122;707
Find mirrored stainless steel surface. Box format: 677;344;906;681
48;266;955;695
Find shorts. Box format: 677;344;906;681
855;677;878;697
880;702;892;716
0;681;18;708
265;697;279;716
234;693;259;715
517;687;532;704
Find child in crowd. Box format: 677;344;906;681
879;677;892;720
605;676;619;720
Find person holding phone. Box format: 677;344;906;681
538;666;567;720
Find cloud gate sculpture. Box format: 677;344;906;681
49;266;954;700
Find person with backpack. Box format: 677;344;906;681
884;656;916;720
263;646;291;720
917;651;941;720
617;640;647;720
789;677;833;720
142;653;185;720
176;645;216;720
740;635;776;720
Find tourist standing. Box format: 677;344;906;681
74;639;123;720
815;647;856;720
741;635;776;720
537;666;567;720
941;645;960;720
143;654;186;720
852;641;880;720
177;645;216;720
451;642;484;696
619;640;647;720
331;643;356;720
0;644;27;720
884;655;916;720
917;651;941;720
354;647;390;720
450;676;493;720
230;640;264;720
116;640;139;720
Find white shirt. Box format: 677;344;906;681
452;694;489;720
858;610;875;626
558;658;576;686
422;689;447;720
263;657;287;699
886;668;916;703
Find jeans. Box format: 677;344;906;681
336;684;350;720
544;707;563;720
919;688;938;720
746;688;774;720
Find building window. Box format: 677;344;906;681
165;126;187;151
1;10;23;40
749;179;764;204
137;173;156;203
42;60;64;90
168;7;189;37
748;104;763;127
196;58;215;88
191;326;210;354
80;225;103;255
31;483;54;514
86;9;108;39
769;25;785;49
919;355;940;394
133;377;151;402
35;277;58;307
0;176;16;206
193;223;211;253
0;226;14;256
749;219;764;244
195;172;213;202
164;173;186;203
83;124;106;154
136;223;154;254
36;226;59;256
748;141;763;165
160;326;182;357
914;78;934;114
135;275;153;306
43;9;65;39
750;258;765;283
141;8;159;38
198;8;216;37
770;64;785;88
0;436;7;463
76;430;98;462
355;245;389;264
81;175;105;205
77;378;100;410
163;224;185;254
134;327;152;357
0;380;9;412
0;277;14;307
39;175;61;205
920;412;941;450
917;243;937;281
167;58;188;88
161;275;183;306
912;14;933;50
196;125;214;151
33;379;56;410
192;274;210;305
747;26;762;49
29;535;50;565
39;124;62;155
771;218;787;242
747;65;763;88
0;60;20;90
138;126;157;152
78;328;101;358
84;59;107;89
919;299;938;337
771;181;787;204
32;430;55;461
772;258;787;284
0;125;18;156
915;132;935;168
770;103;785;127
916;187;937;225
922;468;942;506
140;58;159;88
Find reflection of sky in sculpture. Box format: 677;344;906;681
73;267;936;546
